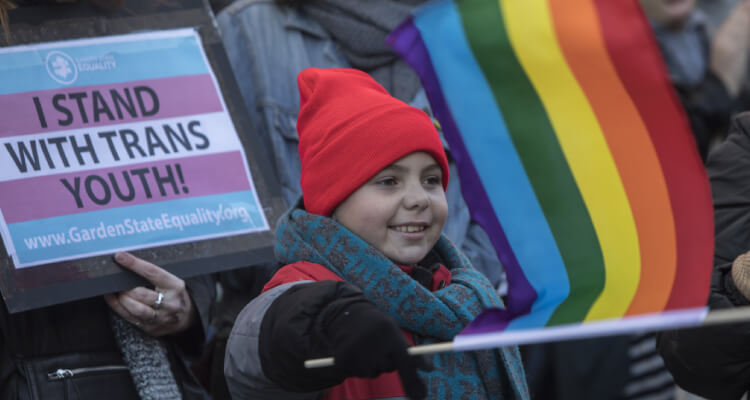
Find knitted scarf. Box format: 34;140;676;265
275;206;529;399
110;313;182;400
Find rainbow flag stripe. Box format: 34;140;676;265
388;0;713;331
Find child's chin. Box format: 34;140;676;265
390;251;429;266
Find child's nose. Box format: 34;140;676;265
403;182;429;210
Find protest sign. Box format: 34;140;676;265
1;29;269;267
0;9;284;312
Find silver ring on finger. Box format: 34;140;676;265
152;290;164;310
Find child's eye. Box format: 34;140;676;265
423;176;441;186
376;177;398;186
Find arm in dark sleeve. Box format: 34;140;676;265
225;280;371;398
260;281;375;391
658;113;750;399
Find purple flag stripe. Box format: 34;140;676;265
0;74;223;137
460;307;512;335
0;150;251;223
388;18;536;318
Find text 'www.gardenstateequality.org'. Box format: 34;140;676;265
22;205;252;250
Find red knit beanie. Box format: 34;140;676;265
297;68;449;216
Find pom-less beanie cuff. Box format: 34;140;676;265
296;68;449;216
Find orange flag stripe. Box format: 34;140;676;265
550;0;677;314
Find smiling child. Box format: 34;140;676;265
224;68;529;400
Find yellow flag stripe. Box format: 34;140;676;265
500;0;640;320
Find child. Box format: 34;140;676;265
224;68;529;400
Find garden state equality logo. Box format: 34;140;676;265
45;51;78;85
45;50;117;85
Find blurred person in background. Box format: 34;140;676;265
642;0;750;161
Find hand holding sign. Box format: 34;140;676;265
104;252;197;336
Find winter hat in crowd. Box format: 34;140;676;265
296;67;449;216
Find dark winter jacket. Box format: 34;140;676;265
0;274;214;400
658;112;750;399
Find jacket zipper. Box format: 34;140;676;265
46;365;129;381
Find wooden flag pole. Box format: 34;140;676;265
304;342;455;369
304;306;750;369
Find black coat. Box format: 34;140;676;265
0;274;214;400
658;112;750;400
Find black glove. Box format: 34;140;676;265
260;281;431;398
323;298;433;400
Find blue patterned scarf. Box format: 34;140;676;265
275;205;529;399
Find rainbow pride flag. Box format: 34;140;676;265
388;0;714;346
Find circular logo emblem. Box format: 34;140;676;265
45;51;78;85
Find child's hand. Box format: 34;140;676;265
258;280;432;397
326;300;433;400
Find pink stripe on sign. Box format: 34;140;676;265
0;74;223;137
0;151;251;223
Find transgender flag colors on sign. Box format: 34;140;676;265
0;29;269;268
388;0;713;342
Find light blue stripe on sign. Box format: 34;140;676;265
10;190;266;267
414;0;568;329
0;30;210;95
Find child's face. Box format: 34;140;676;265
332;152;448;265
